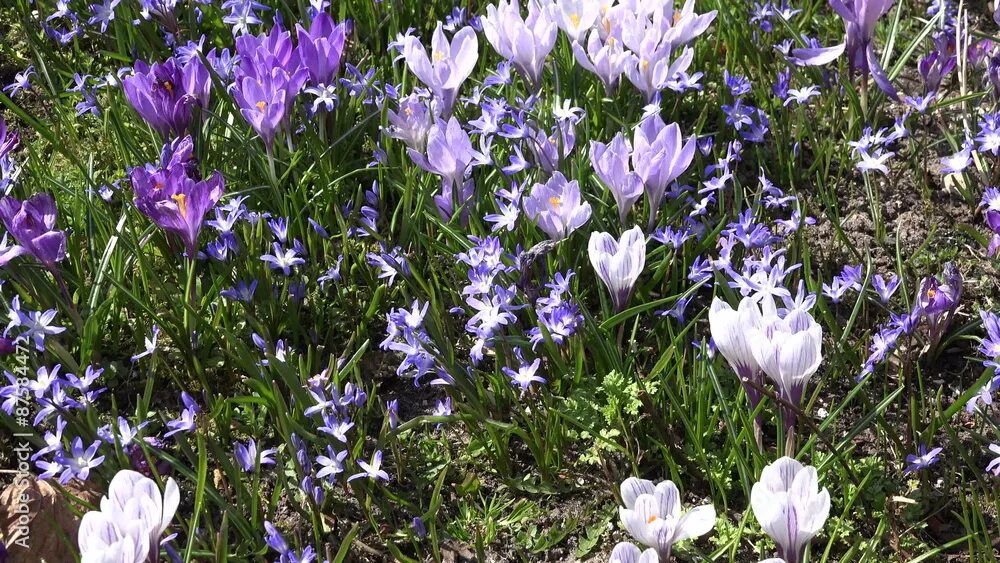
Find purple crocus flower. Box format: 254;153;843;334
130;138;225;256
914;263;961;349
794;0;899;100
0;193;67;270
233;25;309;150
121;57;210;138
632;116;696;229
399;23;478;117
591;133;644;225
232;70;291;150
296;12;348;87
0;118;18;161
588;226;646;313
522;172;592;240
480;0;558;90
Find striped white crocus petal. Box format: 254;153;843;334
708;296;764;376
608;542;659;563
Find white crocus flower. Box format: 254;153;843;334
618;477;716;559
554;0;601;42
588;226;646;313
609;541;659;563
709;296;767;408
751;457;830;563
79;470;179;562
747;295;823;430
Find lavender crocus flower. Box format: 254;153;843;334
481;0;558;90
554;0;600;43
617;0;714;101
522;172;592;240
122;57;210;138
130;138;225;257
399;23;478;117
78;469;179;562
387;93;435;151
296;12;348;87
591;133;644;225
0;194;67;271
632;116;696;229
794;0;898;99
618;477;716;560
751;457;830;563
573;29;631;93
407;117;479;220
589;226;646;313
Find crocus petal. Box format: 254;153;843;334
792;43;846;66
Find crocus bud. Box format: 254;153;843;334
751;457;830;563
588;226;646;313
709;296;766;410
748;296;823;431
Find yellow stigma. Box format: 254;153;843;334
171;193;188;218
549;196;562;209
433;51;445;62
647;515;659;524
673;10;682;24
640;59;650;72
256;101;267;112
569;13;580;28
602;16;611;33
163;80;174;93
927;287;937;298
608;36;617;46
404;106;413;116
